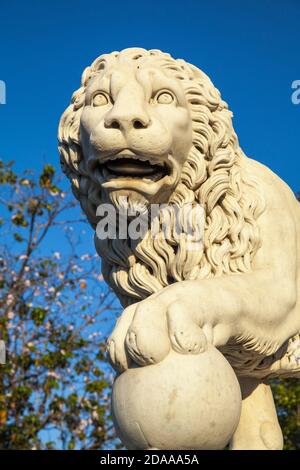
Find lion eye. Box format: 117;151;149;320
92;92;109;107
156;91;175;105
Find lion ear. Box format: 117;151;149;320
189;64;204;78
188;63;212;83
175;58;209;82
183;62;228;111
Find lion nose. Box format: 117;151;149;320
104;109;150;132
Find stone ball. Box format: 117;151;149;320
112;347;242;450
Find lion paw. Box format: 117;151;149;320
108;294;232;372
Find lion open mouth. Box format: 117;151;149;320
101;155;170;182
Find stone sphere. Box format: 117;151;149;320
112;347;242;450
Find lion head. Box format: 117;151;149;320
58;48;265;307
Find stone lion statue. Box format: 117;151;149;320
58;48;300;450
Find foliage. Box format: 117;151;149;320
271;379;300;450
0;160;120;449
270;192;300;450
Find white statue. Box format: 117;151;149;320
58;48;300;450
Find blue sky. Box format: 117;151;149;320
0;1;299;448
0;0;299;221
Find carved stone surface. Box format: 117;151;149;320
58;48;300;450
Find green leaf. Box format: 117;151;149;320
13;233;24;242
30;307;47;325
39;164;55;188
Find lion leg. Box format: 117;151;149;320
230;377;283;450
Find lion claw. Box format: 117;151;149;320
170;324;207;354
